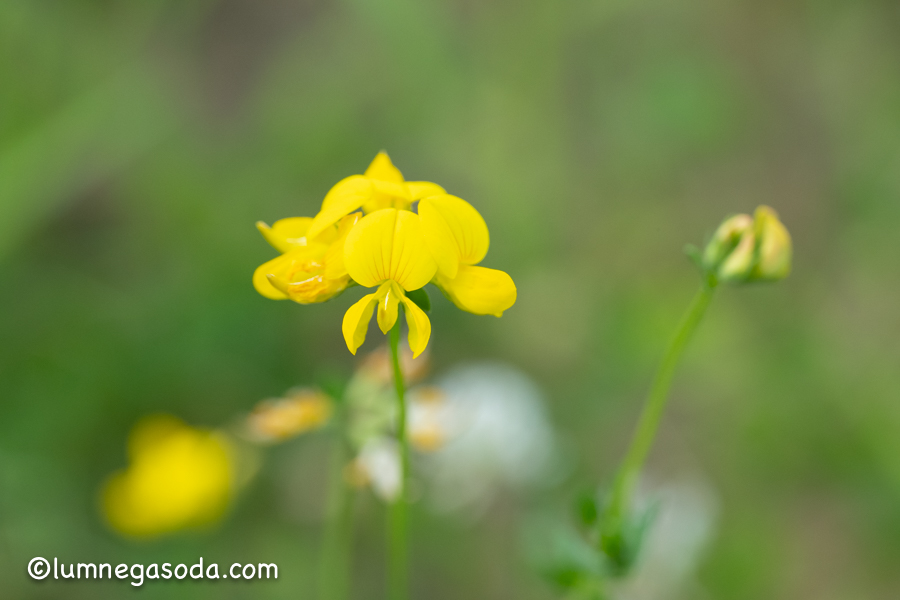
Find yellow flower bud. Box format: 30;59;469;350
701;206;791;284
751;205;792;281
702;213;754;281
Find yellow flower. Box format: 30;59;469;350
702;205;792;283
306;152;445;240
342;208;436;357
253;213;359;304
245;388;333;443
255;152;517;356
419;194;517;316
102;415;233;538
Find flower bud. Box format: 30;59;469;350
751;205;792;280
701;206;791;284
244;388;332;443
702;213;755;282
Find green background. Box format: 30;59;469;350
2;0;899;598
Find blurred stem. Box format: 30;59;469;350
319;406;355;600
388;320;409;600
601;277;717;567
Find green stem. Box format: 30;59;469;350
388;320;409;600
319;407;355;600
601;278;717;566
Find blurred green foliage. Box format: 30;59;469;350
2;0;900;598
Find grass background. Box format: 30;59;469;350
2;0;900;598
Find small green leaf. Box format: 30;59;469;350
406;287;431;312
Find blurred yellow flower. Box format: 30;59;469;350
702;205;792;283
245;388;333;443
102;415;233;538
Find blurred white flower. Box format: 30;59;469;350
613;475;719;600
407;386;453;452
414;363;559;515
341;360;560;512
347;437;402;503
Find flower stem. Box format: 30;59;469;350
319;407;355;600
388;320;409;600
601;278;717;567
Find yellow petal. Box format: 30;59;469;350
718;230;756;281
435;264;516;317
376;282;401;333
308;175;373;240
418;195;489;278
372;178;412;200
256;217;316;253
344;208;437;291
342;291;381;355
324;213;361;280
273;273;350;305
701;213;753;271
364;151;405;183
255;245;349;304
399;293;432;358
753;205;792;280
253;253;294;299
407;181;445;200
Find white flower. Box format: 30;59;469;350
350;437;402;503
416;363;559;515
614;475;719;600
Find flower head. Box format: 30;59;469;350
254;152;517;356
701;205;792;283
102;415;234;538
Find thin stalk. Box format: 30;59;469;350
387;320;409;600
319;408;356;600
601;279;717;565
